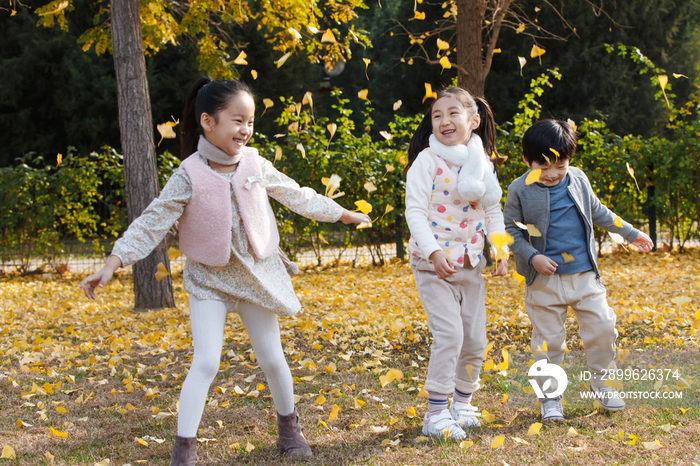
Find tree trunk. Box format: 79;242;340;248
456;0;486;96
111;0;175;311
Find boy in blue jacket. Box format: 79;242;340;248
503;119;653;422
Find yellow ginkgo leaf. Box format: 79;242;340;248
567;427;579;436
516;23;525;33
562;252;575;263
50;427;68;438
439;56;452;70
481;410;495;423
56;406;67;414
328;404;340;421
296;143;306;159
643;440;662;451
513;271;525;285
609;232;625;244
363;58;371;80
626;162;640;191
514;221;542;237
525;168;541;185
406;406;416;418
323;174;342;198
528;422;543;436
354;200;372;214
518;56;527;75
274;51;292;68
354;398;365;409
155;262;169;282
422;83;437;103
302;91;313;107
658;74;668;90
16;419;32;427
245;441;255;453
491;435;505;448
411;10;425;20
364;182;377;193
1;446;16;460
358;89;370;102
384;204;394;215
379;374;391;388
437;38;450;50
321;29;336;43
671;296;691;306
327;123;337;138
156;121;178;145
261;98;274;116
136;437;148;447
549;148;560;159
566;118;577;131
56;153;62;167
167;247;181;260
314;395;326;405
251;70;257;80
614;216;623;228
274;146;282;162
530;44;546;59
356;221;372;230
459;440;474;449
493;48;501;53
604;378;623;390
379;131;393;140
233;51;248;65
393;100;402;111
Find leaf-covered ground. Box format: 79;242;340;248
0;251;699;465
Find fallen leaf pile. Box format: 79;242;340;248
0;251;698;464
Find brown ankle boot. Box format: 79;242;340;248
170;435;197;466
276;408;312;457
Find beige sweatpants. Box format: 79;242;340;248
411;256;487;395
525;271;617;390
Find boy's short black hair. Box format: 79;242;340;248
522;119;578;165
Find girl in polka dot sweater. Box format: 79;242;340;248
404;87;508;440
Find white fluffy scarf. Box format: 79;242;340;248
428;134;502;207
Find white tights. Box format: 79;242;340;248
177;296;295;437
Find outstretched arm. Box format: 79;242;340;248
79;255;122;300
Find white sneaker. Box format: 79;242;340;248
590;386;625;412
421;409;467;440
540;396;564;422
449;401;481;428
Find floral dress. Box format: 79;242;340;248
111;155;344;315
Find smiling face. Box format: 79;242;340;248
200;91;255;157
431;95;480;147
524;157;570;187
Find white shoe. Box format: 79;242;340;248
540;396;564;422
449;401;481;428
590;386;625;412
421;409;467;440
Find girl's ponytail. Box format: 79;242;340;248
473;96;506;166
180;76;213;159
405;112;433;174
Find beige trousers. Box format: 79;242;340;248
525;271;617;390
411;256;487;394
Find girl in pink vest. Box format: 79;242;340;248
404;87;508;440
80;78;370;464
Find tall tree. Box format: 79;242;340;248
392;0;614;97
31;0;370;310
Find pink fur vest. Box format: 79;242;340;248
178;149;279;266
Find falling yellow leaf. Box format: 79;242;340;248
251;70;257;80
154;262;169;282
562;252;575;263
363;58;371;80
626;162;640;191
490;232;514;261
354;200;372;214
514;221;542;237
274;51;292;68
566;118;577;131
608;232;625;244
296;143;306;159
327;122;337;138
393;100;402;111
439;56;452;70
156;121;178;145
358;89;370;102
513;271;525;285
260;98;274;116
525;168;541;185
491;435;505;449
657;74;671;108
530;45;546;58
493;48;501;53
274;146;282;162
233;51;248;65
379;131;393;140
56;153;62;167
167;247;181;260
321;29;337;43
422;83;437;103
364;182;377;193
302;92;313;107
385;164;395;172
